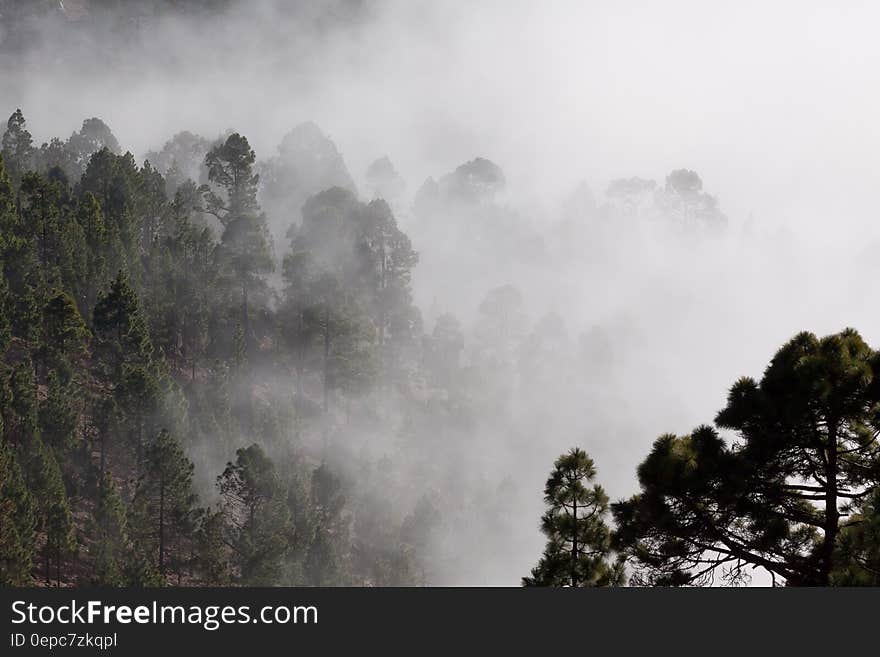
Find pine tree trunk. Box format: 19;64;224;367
241;276;249;357
571;495;578;587
159;479;166;575
820;419;839;585
323;308;331;415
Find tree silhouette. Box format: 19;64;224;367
524;448;624;587
615;329;880;586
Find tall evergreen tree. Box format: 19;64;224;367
0;158;42;344
0;441;36;585
523;448;624;587
39;289;89;381
38;443;76;586
218;444;291;585
193;508;229;585
131;429;196;577
1;109;35;188
39;370;80;457
89;472;130;586
75;191;112;313
93;270;152;379
202;133;273;357
304;462;350;585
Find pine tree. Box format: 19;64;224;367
93;270;152;379
202;133;273;358
17;171;87;301
399;495;441;585
0;441;37;585
523;448;624;587
114;364;162;470
14;369;76;588
423;313;465;392
305;463;350;585
75;192;111;313
614;329;880;586
0;159;42;343
360;198;419;389
79;148;141;276
90;472;129;586
131;429;196;577
66;118;121;180
39;289;89;381
0;263;11;354
39;370;79;457
7;356;38;448
1;109;35;188
218;444;291;585
5;272;41;344
193;508;229;585
38;443;76;586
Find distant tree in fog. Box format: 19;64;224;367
145;131;212;195
218;444;292;585
202;132;274;356
1;109;35;187
605;176;656;218
654;168;726;232
365;156;405;204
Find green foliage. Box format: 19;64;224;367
93;270;153;378
130;429;196;578
202;133;273;358
78;148;142;278
39;370;80;456
40;289;89;380
2;119;430;588
66;118;122;181
0;441;37;585
75;191;111;312
0;260;10;354
7;356;39;446
303;462;350;585
193;508;229;585
523;448;625;587
39;443;76;586
832;486;880;585
1;109;35;188
615;329;880;586
218;444;292;585
89;472;129;586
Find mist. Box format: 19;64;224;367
2;0;878;585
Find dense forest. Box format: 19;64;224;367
1;105;877;587
0;109;436;586
1;2;879;588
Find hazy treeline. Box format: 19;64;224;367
3;105;876;588
1;1;879;588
